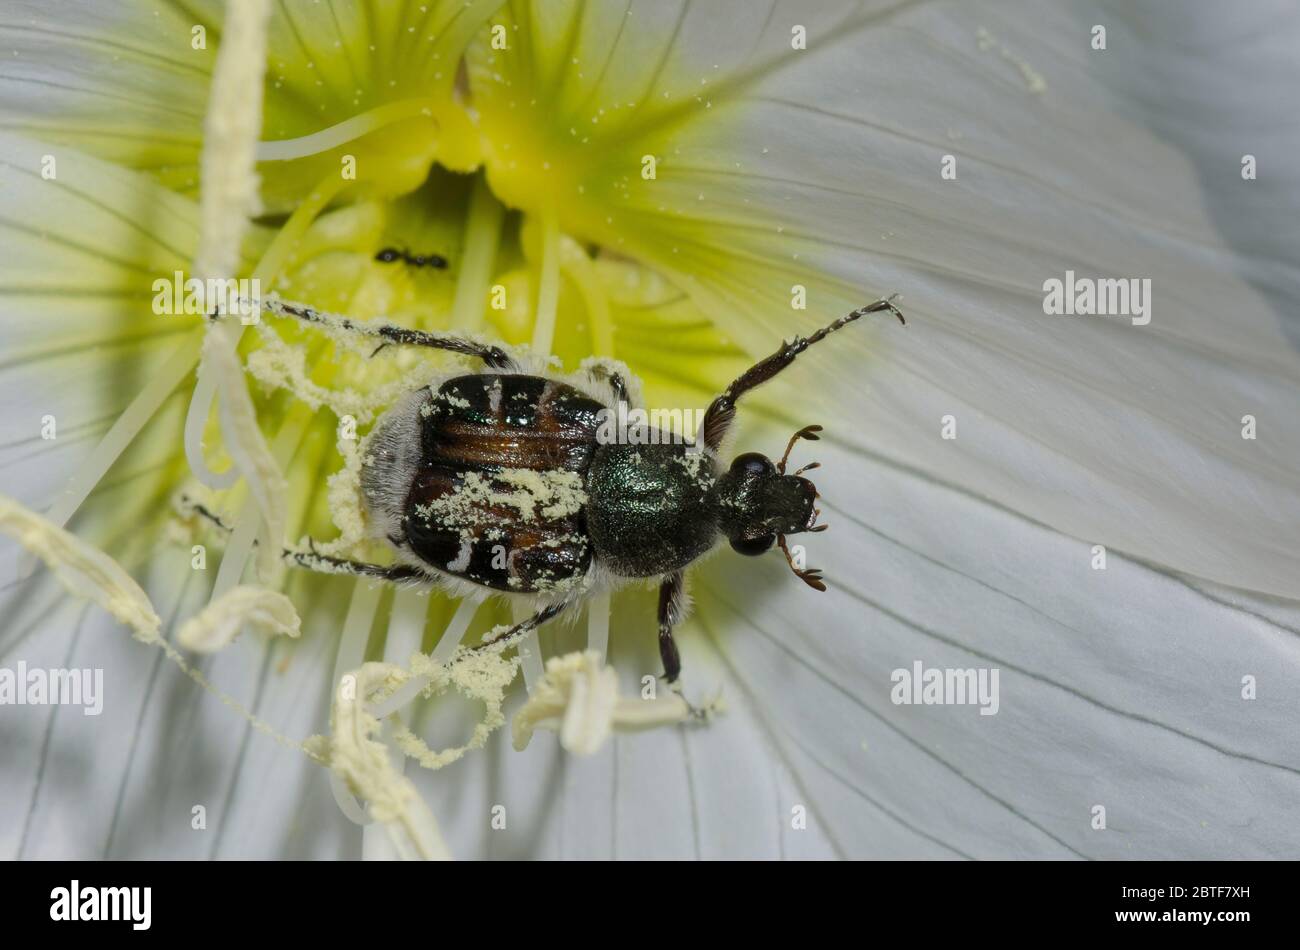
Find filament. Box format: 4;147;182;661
255;98;439;162
529;210;562;357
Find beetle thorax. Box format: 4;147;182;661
584;442;720;578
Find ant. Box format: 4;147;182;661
375;247;449;269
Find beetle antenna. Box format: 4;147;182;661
777;534;827;592
778;424;822;474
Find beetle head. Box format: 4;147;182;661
715;425;828;590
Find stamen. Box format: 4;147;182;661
184;172;348;493
1;493;160;639
192;0;270;281
209;332;288;581
363;587;430;860
449;176;506;332
368;594;482;719
514;600;546;691
212;382;316;594
512;651;703;754
326;661;452;859
560;237;616;357
184;0;287;582
255;98;439;162
328;581;384;826
246;324;434;424
385;648;518;770
176;585;301;653
211;494;260;594
586;590;611;664
2;495;308;754
529;210;562;357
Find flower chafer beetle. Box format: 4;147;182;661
204;294;904;683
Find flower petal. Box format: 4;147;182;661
402;598;840;859
692;417;1300;858
0;1;212;176
471;0;1300;595
0;1;503;208
706;1;1300;596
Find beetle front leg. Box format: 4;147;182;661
657;571;685;683
699;296;904;451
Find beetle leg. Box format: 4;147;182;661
220;295;518;370
657;571;686;683
700;295;904;451
178;494;427;583
658;573;718;720
464;600;569;659
607;371;632;411
283;549;426;582
582;363;635;411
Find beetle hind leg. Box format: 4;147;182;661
177;494;427;584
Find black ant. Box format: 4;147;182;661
375;247;448;269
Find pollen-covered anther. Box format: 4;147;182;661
177;585;302;653
318;661;452;860
0;493;161;641
511;650;712;755
1;495;310;755
345;646;521;773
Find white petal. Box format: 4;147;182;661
406;603;839;859
0;131;266;514
475;0;1300;594
690;418;1300;858
0;1;211;171
0;1;495;207
656;0;1300;595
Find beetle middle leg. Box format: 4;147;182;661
463;600;570;658
657;571;716;720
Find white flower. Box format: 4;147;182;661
1;0;1298;860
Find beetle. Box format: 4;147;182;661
214;293;903;684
